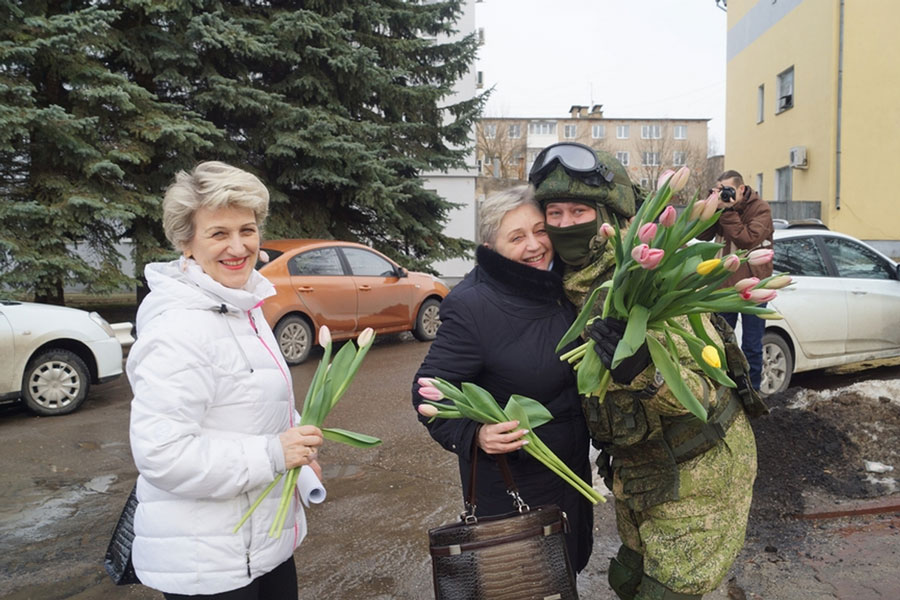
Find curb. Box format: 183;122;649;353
795;496;900;520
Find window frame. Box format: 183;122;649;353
616;124;630;139
591;124;606;139
616;151;629;166
777;67;794;113
563;124;577;139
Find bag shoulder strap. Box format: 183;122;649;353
464;435;528;521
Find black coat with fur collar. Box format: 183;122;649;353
413;245;593;571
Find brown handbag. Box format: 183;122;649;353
427;441;579;600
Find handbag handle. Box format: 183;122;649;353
463;432;529;522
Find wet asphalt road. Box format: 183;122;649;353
1;335;898;600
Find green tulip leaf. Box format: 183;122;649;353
503;396;533;431
611;304;650;368
556;284;608;353
431;378;469;403
461;382;510;422
576;343;605;396
322;427;382;448
645;336;708;422
508;394;553;429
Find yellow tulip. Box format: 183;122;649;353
696;258;720;276
701;345;721;368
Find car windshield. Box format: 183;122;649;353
256;248;284;270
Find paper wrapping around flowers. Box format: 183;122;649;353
297;465;326;507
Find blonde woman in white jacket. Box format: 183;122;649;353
127;162;322;599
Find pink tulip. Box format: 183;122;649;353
741;288;777;304
689;199;705;220
638;222;657;244
417;377;436;388
723;254;740;272
631;244;665;270
417;404;439;418
659;206;677;227
418;384;444;402
765;275;793;289
669;166;691;193
657;169;676;190
700;195;719;221
747;249;775;265
599;222;615;240
318;325;332;348
734;277;760;293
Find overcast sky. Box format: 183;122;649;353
475;0;729;154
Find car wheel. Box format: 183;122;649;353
412;299;441;341
761;332;793;395
22;349;90;416
275;315;312;365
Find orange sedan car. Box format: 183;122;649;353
257;239;450;364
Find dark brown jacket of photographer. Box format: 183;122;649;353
698;187;774;288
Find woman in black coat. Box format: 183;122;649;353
412;185;594;572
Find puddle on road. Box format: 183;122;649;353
0;474;119;546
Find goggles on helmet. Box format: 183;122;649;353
528;142;616;188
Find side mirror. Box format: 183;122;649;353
398;267;409;278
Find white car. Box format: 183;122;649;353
0;300;132;416
761;228;900;394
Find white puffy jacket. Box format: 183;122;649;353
127;258;304;595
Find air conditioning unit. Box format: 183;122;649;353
779;94;793;111
789;146;808;169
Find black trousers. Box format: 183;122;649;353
163;556;297;600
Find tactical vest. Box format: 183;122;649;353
584;315;768;512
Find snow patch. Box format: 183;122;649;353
786;379;900;410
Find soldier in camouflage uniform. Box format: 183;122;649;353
528;143;765;600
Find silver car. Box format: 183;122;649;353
0;301;132;416
762;229;900;394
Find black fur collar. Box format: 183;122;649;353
475;245;565;303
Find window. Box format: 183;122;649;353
476;159;483;174
290;248;344;276
756;173;763;195
775;166;792;201
641;124;661;139
616;125;630;139
564;125;577;139
616;151;629;166
508;124;521;138
483;124;497;139
672;151;686;166
823;238;896;280
673;125;687;140
342;247;397;277
640;178;650;188
772;238;828;277
777;67;794;112
592;124;606;139
476;71;484;89
529;121;556;135
757;84;765;123
641;152;660;166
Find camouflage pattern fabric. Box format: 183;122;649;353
561;242;759;596
613;412;757;595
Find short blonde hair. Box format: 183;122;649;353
478;185;538;245
162;161;270;251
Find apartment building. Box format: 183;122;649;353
476;105;711;200
725;0;900;253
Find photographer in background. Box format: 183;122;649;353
698;170;775;392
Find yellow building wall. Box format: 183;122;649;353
726;0;900;243
836;1;900;240
726;0;836;207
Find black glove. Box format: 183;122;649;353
588;317;652;385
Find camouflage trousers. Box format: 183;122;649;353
612;411;757;595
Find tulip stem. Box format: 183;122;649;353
233;473;284;534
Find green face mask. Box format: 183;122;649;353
546;219;598;266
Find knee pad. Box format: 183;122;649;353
608;545;643;600
635;573;702;600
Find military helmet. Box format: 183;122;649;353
529;142;636;218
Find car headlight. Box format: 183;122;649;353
89;311;117;338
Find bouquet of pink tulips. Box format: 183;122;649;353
556;167;791;421
235;326;382;537
417;377;605;505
